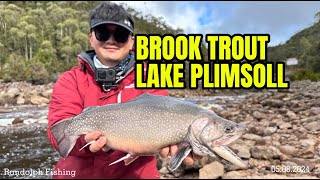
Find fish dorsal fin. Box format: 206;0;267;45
127;93;156;102
136;93;154;99
82;106;96;112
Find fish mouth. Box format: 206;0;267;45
211;146;249;169
211;134;241;147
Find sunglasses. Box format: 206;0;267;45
93;25;132;43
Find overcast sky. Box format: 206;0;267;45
113;1;320;47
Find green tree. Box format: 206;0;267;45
0;42;6;76
315;12;320;23
34;40;57;72
299;37;312;69
3;53;29;82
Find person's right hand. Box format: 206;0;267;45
84;131;110;152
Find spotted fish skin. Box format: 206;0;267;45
50;93;247;169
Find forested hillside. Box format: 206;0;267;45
268;16;320;80
0;1;185;84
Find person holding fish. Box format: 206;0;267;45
47;2;202;179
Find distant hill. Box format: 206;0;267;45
267;19;320;80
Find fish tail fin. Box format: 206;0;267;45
50;118;78;158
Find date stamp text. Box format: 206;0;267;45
270;165;310;173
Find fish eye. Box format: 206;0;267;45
224;125;235;133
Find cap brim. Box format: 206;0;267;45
91;21;133;33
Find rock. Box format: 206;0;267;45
264;127;277;135
288;158;317;171
248;158;271;169
278;122;292;129
12;117;23;124
279;153;289;161
314;164;320;177
253;111;268;120
222;158;247;171
230;110;240;117
250;146;280;160
29;89;39;96
300;139;316;147
304;121;320;132
242;133;266;145
248;126;265;136
299;139;316;158
16;93;25;105
282;97;291;101
273;93;288;99
310;107;320;115
199;161;225;179
6;88;20;98
262;136;272;145
242;133;263;141
271;118;282;125
244;114;254;122
286;110;297;120
41;89;53;99
222;170;249;179
30;95;50;105
0;94;7;105
171;165;185;178
197;156;217;169
301;115;320;123
159;167;170;174
220;110;231;118
261;99;284;108
279;145;298;156
230;143;251;159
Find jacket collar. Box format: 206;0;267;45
77;50;135;76
76;50;136;91
77;50;96;77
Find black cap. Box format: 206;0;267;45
90;16;134;33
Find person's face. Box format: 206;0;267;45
89;24;134;67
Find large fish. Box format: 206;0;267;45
50;93;249;171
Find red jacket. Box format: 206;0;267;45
47;50;168;179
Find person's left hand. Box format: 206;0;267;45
159;144;203;167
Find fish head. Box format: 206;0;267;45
189;112;249;169
190;113;247;148
202;116;247;147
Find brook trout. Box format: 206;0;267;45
50;93;248;171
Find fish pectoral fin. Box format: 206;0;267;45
109;153;132;166
124;155;140;166
168;143;192;172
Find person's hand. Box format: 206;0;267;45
84;131;110;152
159;144;203;167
